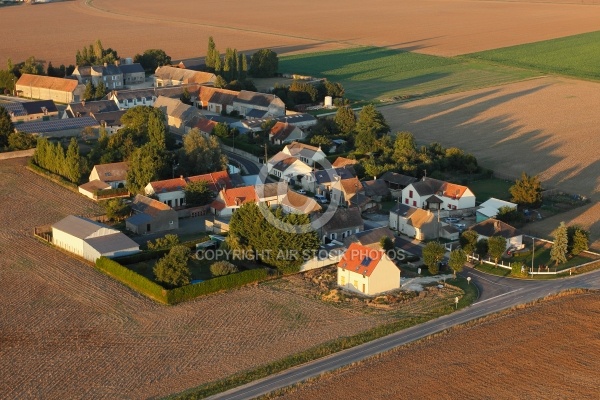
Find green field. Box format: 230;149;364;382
466;31;600;81
468;178;514;202
279;47;538;101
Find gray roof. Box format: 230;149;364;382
277;113;316;125
52;215;113;239
344;226;395;248
411;177;445;196
0;102;26;117
16;117;99;134
126;213;153;226
21;100;58;115
85;233;139;254
153;96;198;120
390;203;411;216
320;207;364;232
235;90;282;107
91;110;125;126
246;109;268;119
362;179;390;197
118;63;145;74
380;171;418;187
67;100;120;117
314;168;356;185
470;219;521;239
255;182;287;198
103;64;122;76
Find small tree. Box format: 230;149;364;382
184;180;214;206
147;234;180;250
153;245;191;287
448;249;467;278
488;236;507;266
101;198;131;221
95;81;107;100
571;228;589;256
510;172;542;208
423;241;445;275
0;104;15;148
380;236;395;252
83;81;95;101
475;238;489;259
459;230;479;256
210;261;239;277
550;222;568;265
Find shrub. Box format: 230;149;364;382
96;257;167;303
147;234;180;250
167;268;272;304
153;245;192;288
210;261;239;277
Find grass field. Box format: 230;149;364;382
468;178;513;202
467;31;600;81
280;47;539;101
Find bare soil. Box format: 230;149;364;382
0;158;459;399
279;292;600;400
2;0;600;65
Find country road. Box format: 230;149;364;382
208;268;600;400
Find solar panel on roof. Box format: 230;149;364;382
16;117;99;134
360;256;372;267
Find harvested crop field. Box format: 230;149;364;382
2;0;600;65
0;157;460;399
279;292;600;400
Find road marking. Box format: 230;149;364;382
474;288;523;304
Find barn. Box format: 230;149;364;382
52;215;140;262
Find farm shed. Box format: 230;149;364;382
52;215;140;262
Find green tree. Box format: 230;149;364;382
153;245;191;288
214;75;227;89
134;49;171;74
185;180;214;206
379;236;395;252
0;69;17;94
448;249;467;278
571;228;589;256
423;241;445;275
18;56;44;75
324;81;344;98
147;234;179;250
309;135;332;147
496;206;520;224
239;53;248;80
0;106;15;148
487;236;507;266
94;81;107;100
126;143;170;193
210;261;239;277
147;111;167;150
355;104;389;153
214;51;222;75
459;230;479;256
550;222;568;265
205;37;216;70
83;81;95;101
65;137;81;183
178;128;227;176
121;106;170;146
476;238;489;258
249;49;278;78
7;131;36;150
510;172;543;208
101;198;131;221
334;106;356;136
212;122;230;138
180;88;192;105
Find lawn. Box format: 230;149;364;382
469;178;514;202
279;47;539;101
127;257;214;282
466;31;600;81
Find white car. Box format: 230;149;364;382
314;194;328;204
296;189;306;194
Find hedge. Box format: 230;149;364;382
115;237;209;264
96;257;167;303
27;161;80;192
167;268;272;304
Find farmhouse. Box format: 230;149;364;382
0;100;59;123
402;177;475;211
389;204;440;241
469;219;523;250
477;198;518;223
337;243;401;296
126;195;179;234
118;62;146;86
52;215;140;262
71;63;123;89
154;66;216;87
16;74;85;103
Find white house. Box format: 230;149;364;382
255;182;288;207
88;161;128;189
269;122;305;145
337;243;401;296
281;142;326;167
52;215;140;262
469;219;523;250
477;198;518;223
210;186;258;217
401;177;476;211
267;153;313;182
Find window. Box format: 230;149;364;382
330;233;337;240
405;198;409;204
353;280;358;289
340;276;345;285
413;200;417;207
409;190;413;198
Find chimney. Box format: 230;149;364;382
180;175;184;179
103;62;108;68
114;60;120;66
494;220;501;232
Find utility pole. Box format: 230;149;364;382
264;143;268;165
531;236;535;274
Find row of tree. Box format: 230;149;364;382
272;80;345;109
33;137;81;184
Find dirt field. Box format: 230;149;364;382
2;0;600;65
279;292;600;400
0;157;461;399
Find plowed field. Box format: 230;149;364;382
2;0;600;64
280;292;600;400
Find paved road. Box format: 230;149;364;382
208;268;600;400
224;151;262;176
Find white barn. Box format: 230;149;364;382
52;215;140;262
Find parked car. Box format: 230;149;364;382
445;217;460;224
314;194;328;204
453;223;466;231
296;189;306;194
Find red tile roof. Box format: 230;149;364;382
332;157;358;168
194;118;218;134
338;243;385;277
221;186;258;207
270;121;298;142
17;74;80;92
148;170;232;194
